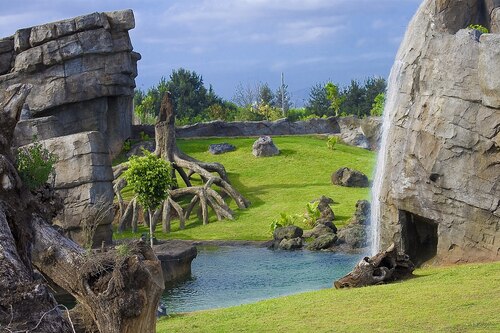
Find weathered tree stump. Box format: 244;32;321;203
334;243;415;288
114;92;250;232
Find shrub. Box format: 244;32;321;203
123;139;132;152
140;131;151;141
303;202;321;228
327;136;338;150
468;24;489;34
270;212;299;233
370;92;385;116
16;141;58;190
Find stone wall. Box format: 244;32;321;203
377;0;500;264
133;116;382;150
1;10;139;245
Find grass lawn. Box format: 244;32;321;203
114;136;376;241
158;261;500;333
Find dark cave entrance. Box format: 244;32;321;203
399;210;438;266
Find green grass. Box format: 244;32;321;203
114;136;375;241
158;262;500;332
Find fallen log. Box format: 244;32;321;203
334;243;415;289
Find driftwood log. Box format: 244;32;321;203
114;92;250;232
334;243;415;289
0;84;164;333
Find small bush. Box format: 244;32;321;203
468;24;489;34
16;141;58;190
123;139;132;152
327;136;338;150
115;243;131;257
270;212;299;233
140;131;151;141
303;202;321;228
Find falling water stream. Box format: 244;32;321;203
369;60;404;255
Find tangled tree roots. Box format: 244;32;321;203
334;243;415;288
115;92;250;232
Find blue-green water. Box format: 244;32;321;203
162;246;361;313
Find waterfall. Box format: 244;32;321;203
369;60;404;256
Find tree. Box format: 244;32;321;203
259;83;274;106
165;68;209;121
124;151;175;247
325;82;344;117
274;84;291;116
363;77;386;116
370;92;385;116
305;82;330;116
341;80;365;117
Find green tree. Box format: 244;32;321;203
370;92;385;116
274;84;291;117
305;83;330;117
123;150;175;247
325;82;344;117
341;80;364;117
166;68;209;121
363;77;386;116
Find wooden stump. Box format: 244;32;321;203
334;243;415;289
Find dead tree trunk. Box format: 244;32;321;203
334;243;415;289
0;84;72;332
0;84;164;333
114;92;250;232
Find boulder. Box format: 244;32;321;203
331;167;369;187
252;136;280;157
208;143;236;155
311;195;335;221
376;0;500;264
273;225;303;241
154;240;198;285
126;140;155;157
336;225;367;249
316;219;337;233
303;223;334;239
279;237;303;250
351;200;371;225
307;234;338;251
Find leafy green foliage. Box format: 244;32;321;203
115;243;131;257
370;92;385;116
270;212;299;233
468;24;489;34
123;150;175;211
16;141;58;190
123;139;132;152
303;201;321;228
305;82;330;117
139;131;151;142
326;136;338;150
325;82;345;117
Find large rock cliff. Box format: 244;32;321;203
0;10;139;245
377;0;500;264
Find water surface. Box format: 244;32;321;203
162;246;361;313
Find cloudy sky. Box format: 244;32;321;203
0;0;422;105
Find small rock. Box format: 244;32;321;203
279;237;303;250
311;196;335;221
307;234;338;251
273;226;303;241
208;143;236;155
351;200;371;225
252;136;280;157
316;218;337;233
331;167;369;188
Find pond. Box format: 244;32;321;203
161;246;362;314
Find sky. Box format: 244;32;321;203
0;0;422;106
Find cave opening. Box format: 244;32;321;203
399;210;438;266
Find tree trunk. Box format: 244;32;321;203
0;84;164;333
334;243;415;289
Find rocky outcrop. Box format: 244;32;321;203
337;116;382;150
154;241;198;285
376;0;500;264
252;136;280;157
2;10;139;245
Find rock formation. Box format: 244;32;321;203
376;0;500;265
252;136;280;157
1;10;139;245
